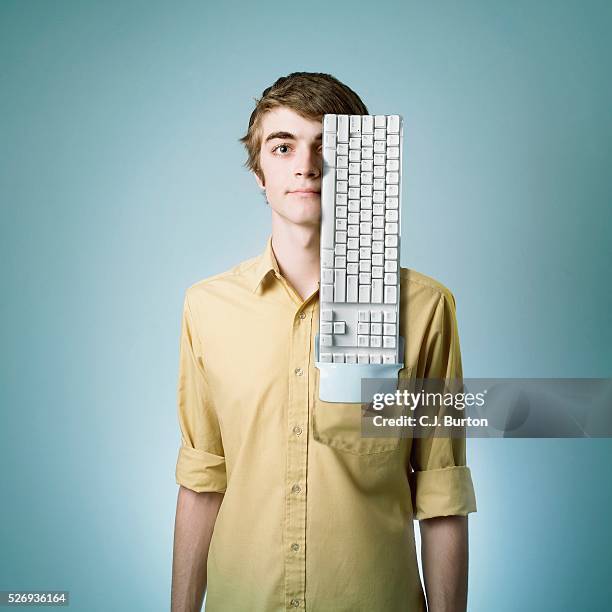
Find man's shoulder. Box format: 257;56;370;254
399;266;457;307
185;253;261;302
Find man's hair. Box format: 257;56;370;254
239;72;368;181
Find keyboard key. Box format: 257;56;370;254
362;115;373;133
321;284;334;301
322;268;334;284
359;272;371;284
324;114;337;132
349;137;361;149
374;115;386;128
370;335;382;347
348;200;359;212
385;234;398;247
372;253;383;266
383;323;396;335
322;249;334;267
359;284;371;303
333;353;345;363
385;197;398;209
336;205;347;218
335;218;347;230
347;275;358;302
370;353;382;364
384;272;397;285
384;311;396;323
371;279;383;303
386;159;399;172
334;269;346;302
386;184;399;197
334;256;346;268
347;262;358;274
358;354;370;364
372;265;383;278
358;310;370;322
371;322;382;335
349;115;361;135
371;310;382;322
384;259;397;271
357;322;370;335
358;335;369;347
321;322;332;334
345;354;357;364
347;237;359;249
387;147;399;159
361;159;373;171
387;134;399;146
333;321;346;334
387;115;400;133
324;133;336;148
321;352;332;363
383;335;396;348
384;285;397;304
336;143;349;156
385;247;398;259
348;150;361;162
337;115;349;142
347;249;359;262
386;172;399;184
349;162;360;174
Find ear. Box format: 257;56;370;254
253;170;265;190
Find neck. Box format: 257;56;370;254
270;214;320;301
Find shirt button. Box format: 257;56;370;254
291;484;301;494
294;367;303;376
290;599;300;608
291;543;300;552
293;425;302;436
298;312;306;320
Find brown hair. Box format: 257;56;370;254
239;72;368;181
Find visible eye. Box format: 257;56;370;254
272;143;292;155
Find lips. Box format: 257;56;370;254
290;190;320;194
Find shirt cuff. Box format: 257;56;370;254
409;465;477;520
175;445;227;493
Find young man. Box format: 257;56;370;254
171;72;477;612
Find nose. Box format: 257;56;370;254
293;144;321;179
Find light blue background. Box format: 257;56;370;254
1;1;611;610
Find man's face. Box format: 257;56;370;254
255;107;322;227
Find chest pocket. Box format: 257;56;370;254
311;366;413;455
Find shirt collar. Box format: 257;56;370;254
250;235;281;293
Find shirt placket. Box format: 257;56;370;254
284;300;314;610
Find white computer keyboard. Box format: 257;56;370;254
315;114;404;402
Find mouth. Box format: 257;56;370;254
289;190;321;196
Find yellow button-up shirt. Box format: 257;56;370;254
175;236;476;612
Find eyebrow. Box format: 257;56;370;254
264;131;323;144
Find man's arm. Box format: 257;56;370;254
171;486;224;612
419;515;469;612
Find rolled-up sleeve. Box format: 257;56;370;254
175;292;227;493
409;290;477;520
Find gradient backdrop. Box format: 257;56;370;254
1;1;611;610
